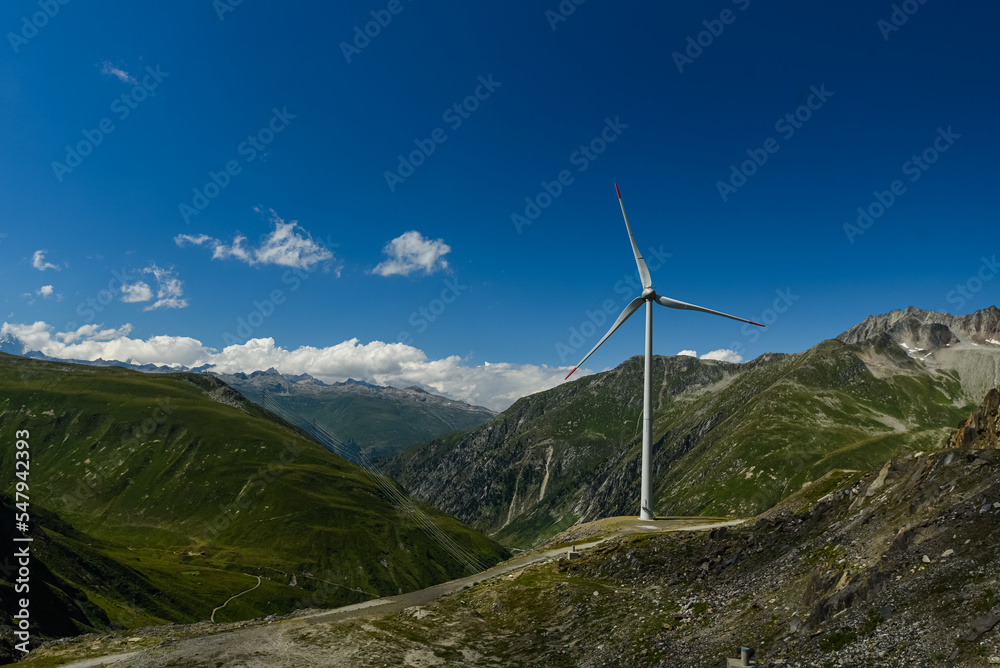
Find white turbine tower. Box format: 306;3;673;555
564;184;763;521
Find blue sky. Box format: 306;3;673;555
1;1;997;409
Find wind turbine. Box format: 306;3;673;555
564;184;763;521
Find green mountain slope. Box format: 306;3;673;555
0;492;192;644
386;334;975;548
0;353;507;645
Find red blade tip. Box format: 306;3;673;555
615;184;621;199
564;367;577;380
750;321;765;327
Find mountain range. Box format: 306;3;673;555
385;306;1000;547
0;333;495;460
0;335;213;374
213;368;495;459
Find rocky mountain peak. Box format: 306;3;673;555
339;378;382;389
0;333;28;356
837;305;1000;348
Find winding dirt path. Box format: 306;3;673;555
210;575;262;623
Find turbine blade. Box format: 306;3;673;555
616;184;652;289
655;295;764;327
565;296;645;380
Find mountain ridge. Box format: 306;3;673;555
386;306;999;547
214;368;495;459
0;335;495;459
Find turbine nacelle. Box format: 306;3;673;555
563;184;764;382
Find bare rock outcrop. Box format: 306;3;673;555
949;386;1000;449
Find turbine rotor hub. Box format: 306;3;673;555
642;287;656;300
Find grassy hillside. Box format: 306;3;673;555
652;338;969;516
0;353;507;645
387;337;973;547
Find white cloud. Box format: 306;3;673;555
37;285;54;297
1;321;207;368
372;231;450;277
144;265;187;311
121;281;153;303
32;250;59;271
699;349;743;363
674;348;743;363
0;321;569;411
100;61;138;85
115;265;187;310
57;323;134;344
176;210;335;270
174;233;213;247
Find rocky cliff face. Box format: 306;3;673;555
837;305;1000;347
949;386;1000;449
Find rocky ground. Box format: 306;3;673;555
567;449;1000;666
